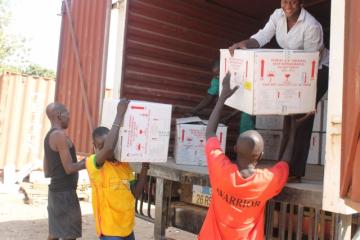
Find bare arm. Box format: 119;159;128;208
220;110;240;124
95;99;129;166
206;73;238;140
43;156;49;177
52;131;85;174
131;163;150;199
189;94;216;116
229;39;260;56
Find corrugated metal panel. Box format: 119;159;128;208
340;0;360;202
55;0;110;154
0;72;55;170
56;0;331;156
121;0;264;152
211;0;331;46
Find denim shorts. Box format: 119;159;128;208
100;232;135;240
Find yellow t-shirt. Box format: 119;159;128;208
86;154;136;237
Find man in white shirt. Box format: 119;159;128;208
228;0;329;182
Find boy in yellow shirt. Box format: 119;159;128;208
86;99;149;240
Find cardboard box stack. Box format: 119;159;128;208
218;48;328;165
101;99;172;163
255;94;328;165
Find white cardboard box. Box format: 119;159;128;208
322;100;327;132
307;132;320;165
256;115;284;130
321;133;326;165
257;130;282;160
219;49;319;115
101;99;172;162
174;117;227;166
312;101;323;132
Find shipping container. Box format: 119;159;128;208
55;0;360;239
0;72;55;170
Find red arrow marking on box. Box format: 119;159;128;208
246;61;248;78
131;106;145;110
311;60;316;79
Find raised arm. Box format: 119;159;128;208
206;73;238;140
189;94;217;116
229;10;279;56
229;39;260;55
220;110;241;124
96;99;129;166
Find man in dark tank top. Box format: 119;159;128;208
44;103;85;240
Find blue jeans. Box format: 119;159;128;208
100;232;135;240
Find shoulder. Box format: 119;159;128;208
303;9;322;28
257;162;289;178
50;129;67;141
205;137;222;154
271;161;289;173
120;162;132;170
48;129;68;150
86;154;101;172
270;8;284;20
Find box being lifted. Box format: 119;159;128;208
219;49;319;115
174;117;227;166
101;99;172;162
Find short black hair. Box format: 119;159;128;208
212;59;220;69
92;126;109;140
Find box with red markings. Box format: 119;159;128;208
219;49;319;115
174;117;227;166
101;99;172;162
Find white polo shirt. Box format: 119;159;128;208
251;8;329;67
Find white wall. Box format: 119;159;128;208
105;0;128;99
322;0;357;215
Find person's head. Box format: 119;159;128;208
92;126;110;151
234;130;264;167
212;59;220;76
281;0;303;19
46;102;70;129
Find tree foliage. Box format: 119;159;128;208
0;0;29;65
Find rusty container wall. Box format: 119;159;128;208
55;0;109;155
121;0;263;152
0;72;55;170
340;0;360;202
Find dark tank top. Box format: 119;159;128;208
44;128;78;192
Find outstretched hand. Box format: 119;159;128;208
220;72;239;100
117;98;130;114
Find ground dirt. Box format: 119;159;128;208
0;189;197;240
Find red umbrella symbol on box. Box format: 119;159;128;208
267;73;275;82
285;73;290;82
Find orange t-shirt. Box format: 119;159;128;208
198;137;289;240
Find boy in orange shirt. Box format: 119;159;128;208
86;99;149;240
198;73;296;240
